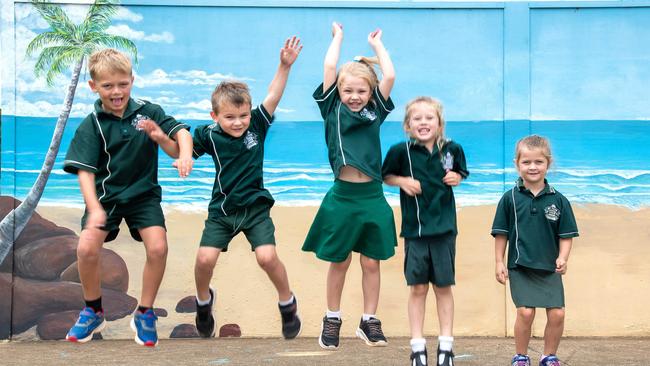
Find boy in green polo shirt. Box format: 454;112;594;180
382;97;468;366
63;49;193;346
191;36;302;340
491;135;578;366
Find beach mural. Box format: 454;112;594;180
1;1;649;340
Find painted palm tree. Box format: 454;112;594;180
0;0;137;263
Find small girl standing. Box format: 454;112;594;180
302;22;397;350
382;97;468;366
491;135;579;366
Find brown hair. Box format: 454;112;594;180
88;48;132;80
515;135;553;166
211;80;252;114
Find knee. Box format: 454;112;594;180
146;241;168;261
517;307;536;324
77;241;101;261
548;308;565;325
411;284;429;297
360;256;380;274
256;251;279;271
195;253;216;273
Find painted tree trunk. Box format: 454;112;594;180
0;57;84;264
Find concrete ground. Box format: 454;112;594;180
0;337;648;365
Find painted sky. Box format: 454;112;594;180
1;1;649;121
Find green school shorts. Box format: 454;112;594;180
509;266;565;308
302;179;397;262
81;194;166;243
404;233;456;286
200;202;275;251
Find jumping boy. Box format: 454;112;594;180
191;36;302;339
63;48;193;346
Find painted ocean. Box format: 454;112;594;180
2;117;649;210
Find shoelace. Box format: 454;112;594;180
366;319;384;336
323;319;340;336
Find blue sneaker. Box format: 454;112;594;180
512;354;531;366
539;355;561;366
66;307;106;343
130;309;158;347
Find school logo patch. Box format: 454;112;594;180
243;131;258;149
544;204;560;221
360;108;377;121
131;114;151;131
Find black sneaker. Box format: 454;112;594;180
195;288;215;338
278;295;302;339
318;316;342;350
355;317;387;346
410;349;428;366
436;347;454;366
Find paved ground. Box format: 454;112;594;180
0;337;648;365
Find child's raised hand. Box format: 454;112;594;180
495;262;508;284
399;177;422;196
368;28;383;47
138;119;165;143
443;171;462;186
555;257;568;274
172;157;193;178
280;36;303;67
331;22;343;38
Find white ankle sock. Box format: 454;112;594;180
326;309;341;319
196;291;212;306
438;335;453;351
278;295;294;306
410;338;427;352
362;313;376;321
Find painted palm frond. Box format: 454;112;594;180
26;0;137;86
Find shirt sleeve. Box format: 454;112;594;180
382;143;405;178
450;142;470;178
558;195;579;238
372;87;395;124
313;82;339;120
192;125;210;159
491;191;511;237
250;103;274;138
63;117;100;175
152;104;190;138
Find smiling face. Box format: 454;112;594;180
405;101;441;146
89;71;133;118
338;75;372;112
516;146;550;186
211;101;251;138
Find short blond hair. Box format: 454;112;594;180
88;48;132;80
211;80;252;114
337;56;379;102
515;135;553;166
404;96;447;154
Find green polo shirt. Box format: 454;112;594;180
314;82;394;181
63;98;189;204
491;179;579;272
382;139;469;238
192;104;274;217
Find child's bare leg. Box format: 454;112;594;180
77;228;109;301
408;284;429;338
138;226;168;307
327;254;352;311
515;307;536;355
543;308;565;355
432;285;454;336
255;244;291;301
194;247;221;301
360;255;381;314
